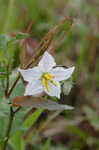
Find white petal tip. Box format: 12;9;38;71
64;105;74;110
57;95;60;99
70;66;75;73
53;92;61;99
43;51;52;59
18;68;21;71
44;51;50;55
24;93;30;96
18;68;23;73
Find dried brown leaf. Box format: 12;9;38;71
20;38;38;68
12;96;74;111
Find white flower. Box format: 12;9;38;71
18;51;75;98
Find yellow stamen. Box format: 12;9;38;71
41;72;57;91
42;78;49;91
44;73;54;80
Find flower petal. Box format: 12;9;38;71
18;67;41;82
38;51;56;72
24;80;43;96
51;66;75;81
44;80;61;98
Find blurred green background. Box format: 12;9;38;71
0;0;99;150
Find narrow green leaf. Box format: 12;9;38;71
23;109;43;128
9;131;25;150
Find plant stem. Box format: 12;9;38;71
5;64;10;98
3;107;14;150
7;74;20;98
3;106;20;150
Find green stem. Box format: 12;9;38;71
5;64;10;98
3;107;14;150
7;74;20;98
3;106;21;150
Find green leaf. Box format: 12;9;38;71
9;131;25;150
83;106;99;129
0;97;10;137
41;138;51;150
68;125;88;140
15;32;29;40
0;34;8;51
23;109;43;128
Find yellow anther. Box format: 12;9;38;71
42;78;49;91
41;72;57;91
44;73;54;80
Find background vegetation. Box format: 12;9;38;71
0;0;99;150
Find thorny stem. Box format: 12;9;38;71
3;106;21;150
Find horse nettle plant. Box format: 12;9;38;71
0;17;75;150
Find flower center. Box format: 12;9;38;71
41;72;57;91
